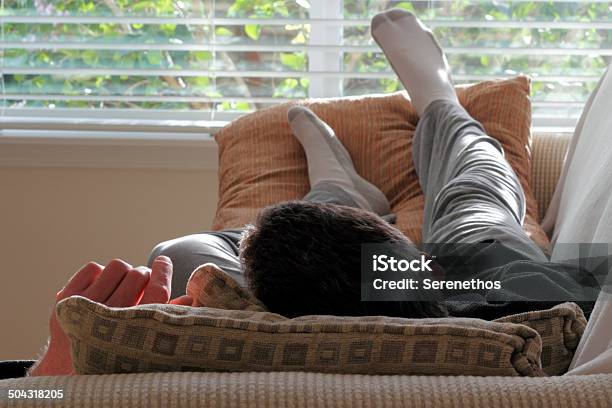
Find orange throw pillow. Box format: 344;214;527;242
212;76;549;250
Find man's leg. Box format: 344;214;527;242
372;8;545;259
288;105;392;217
412;100;599;318
413;100;546;261
371;9;600;319
150;106;394;298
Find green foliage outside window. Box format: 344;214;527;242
1;0;610;117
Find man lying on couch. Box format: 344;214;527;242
24;9;600;377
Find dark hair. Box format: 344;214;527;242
240;201;448;318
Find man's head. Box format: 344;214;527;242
240;201;448;318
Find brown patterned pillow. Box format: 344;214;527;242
56;296;544;377
212;76;549;251
186;263;267;312
495;302;586;376
186;264;585;376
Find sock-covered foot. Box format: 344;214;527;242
371;9;458;115
288;105;391;216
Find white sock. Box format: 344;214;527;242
371;9;458;115
288;105;391;216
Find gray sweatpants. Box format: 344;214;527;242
149;100;597;318
415;100;544;258
414;101;597;318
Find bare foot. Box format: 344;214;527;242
29;256;192;376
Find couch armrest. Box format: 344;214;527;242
2;371;611;407
531;132;572;220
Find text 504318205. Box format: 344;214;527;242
7;389;64;399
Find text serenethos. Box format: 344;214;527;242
372;278;501;290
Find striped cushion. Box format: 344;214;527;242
531;133;571;220
212;76;549;250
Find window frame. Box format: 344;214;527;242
0;1;600;168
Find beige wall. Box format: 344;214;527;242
0;166;218;360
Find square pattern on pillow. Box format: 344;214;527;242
57;296;544;377
212;76;549;250
186;263;586;376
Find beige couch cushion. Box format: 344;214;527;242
56;296;543;377
4;371;611;408
212;76;549;251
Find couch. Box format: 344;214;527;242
2;131;611;408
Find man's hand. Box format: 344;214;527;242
29;256;192;376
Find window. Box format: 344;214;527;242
1;0;610;135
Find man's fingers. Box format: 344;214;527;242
82;259;132;302
57;262;104;301
169;295;193;306
105;267;151;307
140;256;173;304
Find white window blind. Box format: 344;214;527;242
1;0;610;135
